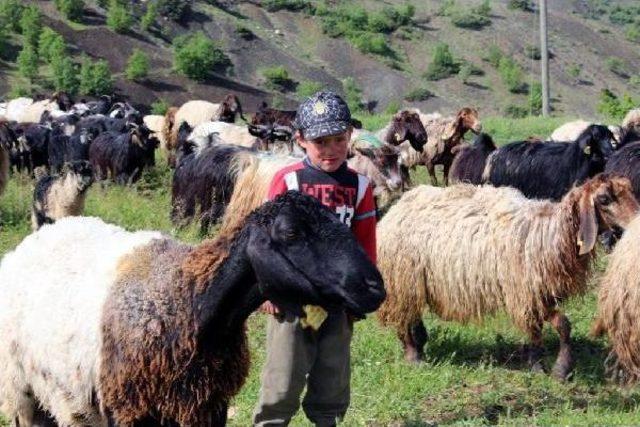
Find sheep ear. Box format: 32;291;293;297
577;190;597;255
354;146;375;159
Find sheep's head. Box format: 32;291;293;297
63;160;94;191
245;191;385;317
577;125;615;174
52;91;73;111
219;94;245;122
457;107;482;135
353;144;403;192
390;110;427;152
575;174;639;255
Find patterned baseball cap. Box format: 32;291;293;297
294;91;352;140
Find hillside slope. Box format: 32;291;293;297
1;0;639;116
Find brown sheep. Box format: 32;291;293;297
377;174;639;379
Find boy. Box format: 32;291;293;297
253;91;377;427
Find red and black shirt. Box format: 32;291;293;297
267;157;377;263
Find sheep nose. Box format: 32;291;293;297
387;176;402;190
474;123;483;132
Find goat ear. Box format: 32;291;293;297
577;189;598;255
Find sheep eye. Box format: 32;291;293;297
597;194;613;205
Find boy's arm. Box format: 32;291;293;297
267;171;289;201
352;184;377;264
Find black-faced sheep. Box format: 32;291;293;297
89;127;158;184
593;214;640;385
31;160;93;230
0;191;385;426
399;107;482;186
484;124;615;201
448;132;497;185
376;174;639;379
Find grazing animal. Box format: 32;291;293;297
188;121;293;154
550;120;622;147
593;214;640;385
618;109;640;148
399;107;482;186
251;101;297;127
31;160;93;230
484;124;615;200
4;97;34;122
448;133;497;185
376;174;639;379
89;128;158;184
171;142;255;231
0;191;385;426
376;110;428;153
48;126;98;174
347;142;403;210
0;139;8;197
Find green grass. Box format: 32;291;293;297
1;117;640;426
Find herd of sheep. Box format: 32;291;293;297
1;91;640;425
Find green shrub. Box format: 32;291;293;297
38;27;66;63
606;57;630;78
450;11;490;29
567;64;581;83
625;24;640;43
17;43;38;81
79;56;113;95
106;0;132;33
261;65;292;91
368;5;414;33
262;0;309;12
235;24;254;40
476;0;492;17
483;44;503;67
51;57;79;93
503;104;528;118
125;49;149;81
597;89;637;120
342;77;364;112
141;1;157;31
424;43;459;81
437;0;456;17
54;0;84;22
18;48;39;75
296;80;323;99
528;81;542;115
507;0;531;11
173;32;230;81
524;45;541;60
19;6;41;47
609;6;639;25
404;87;433;102
157;0;192;21
458;62;473;84
9;82;32;98
630;75;640;88
0;0;23;33
351;33;391;56
498;56;525;93
151;98;170;115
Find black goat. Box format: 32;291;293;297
484;125;615;200
48;125;99;174
89;128;158;184
171;143;254;232
448;133;497;185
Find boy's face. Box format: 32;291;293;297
297;128;352;172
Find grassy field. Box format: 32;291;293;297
2;116;640;426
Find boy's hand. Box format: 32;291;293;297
259;300;280;315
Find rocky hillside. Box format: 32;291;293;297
1;0;639;117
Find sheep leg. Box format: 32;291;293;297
426;163;438;186
401;319;428;363
442;162;451;187
547;309;573;380
527;327;545;373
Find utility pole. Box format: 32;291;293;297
540;0;550;116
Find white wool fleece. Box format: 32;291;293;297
0;217;162;425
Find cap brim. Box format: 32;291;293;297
303;121;350;140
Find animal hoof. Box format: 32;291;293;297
551;361;573;381
403;348;424;364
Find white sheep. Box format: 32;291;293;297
143;114;167;151
4;97;34;122
550;120;622;146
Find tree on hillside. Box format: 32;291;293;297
54;0;85;22
19;6;42;47
17;44;39;81
126;49;150;81
173;32;230;81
